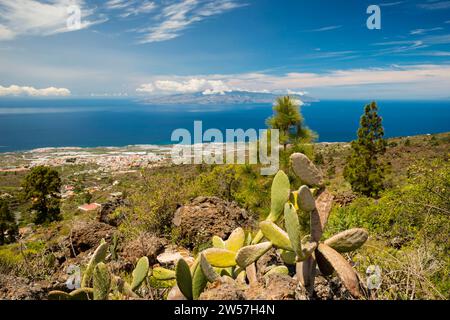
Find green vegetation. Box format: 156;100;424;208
22;166;62;224
326;159;449;299
44;155;368;300
267;96;314;150
0;199;17;245
344;102;388;197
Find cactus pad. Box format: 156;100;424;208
297;185;316;212
235;242;273;268
131;256;150;291
199;253;220;282
324;228;368;252
153;267;176;280
259;221;292;251
316;243;361;297
225;227;245;252
176;258;193;300
93;262;111;300
268;170;291;221
81;239;109;288
202;248;237;268
212;235;226;248
284;203;303;256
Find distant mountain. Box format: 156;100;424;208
141;91;318;105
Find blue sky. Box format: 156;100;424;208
0;0;450;99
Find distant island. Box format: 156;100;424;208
142;91;318;105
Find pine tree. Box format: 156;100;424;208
22;166;62;224
0;199;17;245
267;96;311;149
344;101;388;197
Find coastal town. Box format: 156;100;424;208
0;145;174;173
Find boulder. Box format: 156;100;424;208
157;245;194;266
0;274;50;300
244;274;306;300
97;197;126;226
172;197;254;248
120;233;166;266
313;276;353;300
68;221;115;256
199;278;246;300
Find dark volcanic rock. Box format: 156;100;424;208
0;274;50;300
68;220;115;256
313;275;354;300
120;233;166;267
172;196;254;248
97;197;126;226
199;278;246;300
245;274;306;300
256;249;284;280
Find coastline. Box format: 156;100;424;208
1;132;448;173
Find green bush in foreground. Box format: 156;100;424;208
326;159;449;299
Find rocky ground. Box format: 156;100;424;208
0;195;355;300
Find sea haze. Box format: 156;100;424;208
0;99;449;152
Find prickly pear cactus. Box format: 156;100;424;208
81;239;109;288
235;242;272;268
131;256;149;291
283;203;303;258
202;248;237;268
324;228;369;253
192;260;208;300
153;267;176;280
175;258;193;300
225;227;245;252
264;265;289;278
93;262;111;300
199;253;220;283
259;221;292;251
49;288;94;300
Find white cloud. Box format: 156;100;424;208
0;84;71;96
287;90;308;96
0;0;106;41
400;50;450;57
418;1;450;10
410;27;443;35
136;64;450;98
307;25;342;32
379;1;404;6
106;0;157;18
139;0;247;43
121;1;157;17
371;28;450;56
137;78;232;95
105;0;133;10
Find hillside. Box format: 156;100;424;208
0;132;448;300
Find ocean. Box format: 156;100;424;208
0;99;449;153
